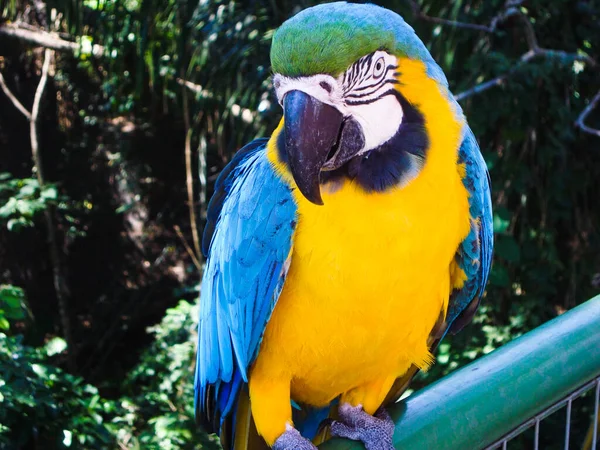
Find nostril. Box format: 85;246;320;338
319;81;333;93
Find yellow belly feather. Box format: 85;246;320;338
247;59;471;445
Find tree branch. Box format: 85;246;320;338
30;49;51;182
513;8;539;50
173;225;202;271
454;8;597;102
180;64;203;272
575;90;600;137
455;49;536;101
454;74;509;102
176;77;213;99
0;69;32;120
0;23;103;56
455;48;595;101
1;44;77;370
31;48;76;371
197;131;208;226
405;0;512;33
405;1;599;117
414;11;494;33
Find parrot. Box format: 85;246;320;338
194;2;493;450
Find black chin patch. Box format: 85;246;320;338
322;92;428;192
322;117;365;171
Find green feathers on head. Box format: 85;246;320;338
270;1;446;85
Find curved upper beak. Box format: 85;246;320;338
283;90;344;205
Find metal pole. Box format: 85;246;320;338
320;296;600;450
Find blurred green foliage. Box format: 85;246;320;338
113;300;219;450
0;174;57;231
0;173;87;238
0;330;119;448
1;0;599;448
0;297;221;449
0;285;27;331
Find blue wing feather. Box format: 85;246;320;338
447;126;493;333
195;140;297;433
201;139;271;257
196;127;492;441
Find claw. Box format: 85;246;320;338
330;404;395;450
273;424;317;450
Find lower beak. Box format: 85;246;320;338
283;90;344;205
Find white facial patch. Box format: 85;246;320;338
273;73;346;110
273;51;403;154
343;51;402;153
348;93;403;153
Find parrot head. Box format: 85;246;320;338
270;1;460;205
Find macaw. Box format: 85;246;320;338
195;2;493;450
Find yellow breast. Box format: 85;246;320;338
255;160;469;401
250;58;471;433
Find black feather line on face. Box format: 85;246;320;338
343;55;396;96
352;76;398;94
322;91;429;193
345;88;398;105
361;53;375;74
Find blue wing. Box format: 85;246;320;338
446;127;493;334
195;139;297;433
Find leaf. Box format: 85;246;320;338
489;264;510;287
115;203;134;214
45;337;68;357
19;184;37;197
0;285;25;309
0;198;18;217
495;235;521;263
7;217;32;231
63;430;73;447
4;307;25;320
31;363;49;379
40;186;58;202
16;199;45;217
493;210;510;234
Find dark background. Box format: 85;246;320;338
0;0;599;448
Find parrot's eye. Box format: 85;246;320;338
319;81;333;93
373;57;385;79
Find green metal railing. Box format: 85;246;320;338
321;295;600;450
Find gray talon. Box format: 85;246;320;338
273;425;317;450
330;404;394;450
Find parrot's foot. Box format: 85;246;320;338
272;424;317;450
330;403;395;450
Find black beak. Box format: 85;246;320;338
283;90;344;205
